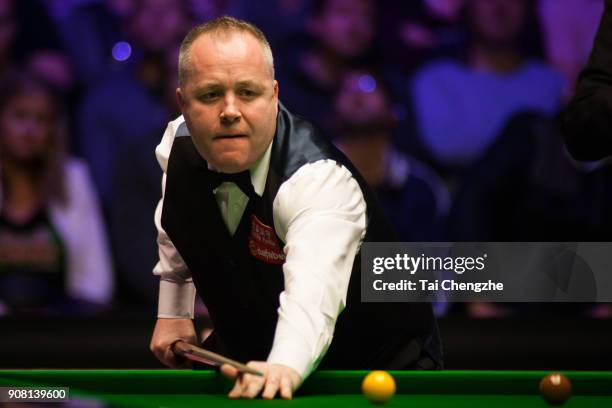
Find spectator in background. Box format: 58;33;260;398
50;0;129;87
333;68;450;316
449;112;602;243
77;0;192;206
379;0;467;164
0;0;78;155
275;0;379;132
0;0;74;95
537;0;604;100
379;0;466;76
448;112;612;318
333;69;449;242
76;0;192;307
0;72;113;315
9;0;74;94
411;0;563;175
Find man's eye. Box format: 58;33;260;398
199;92;220;101
239;89;256;97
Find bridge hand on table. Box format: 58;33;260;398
221;361;301;400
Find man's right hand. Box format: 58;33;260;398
150;318;198;368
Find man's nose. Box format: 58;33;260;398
220;95;241;125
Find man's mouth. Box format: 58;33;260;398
215;134;247;139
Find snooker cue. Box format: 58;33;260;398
172;340;264;377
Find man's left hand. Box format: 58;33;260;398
220;361;301;400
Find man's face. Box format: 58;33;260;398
177;32;278;173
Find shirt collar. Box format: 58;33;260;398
250;140;272;197
207;140;272;198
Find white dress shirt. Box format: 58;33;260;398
153;116;367;378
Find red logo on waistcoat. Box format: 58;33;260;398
248;215;286;264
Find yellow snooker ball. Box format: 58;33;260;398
361;370;396;404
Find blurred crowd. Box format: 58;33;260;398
0;0;609;318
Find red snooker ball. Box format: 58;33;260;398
539;373;572;405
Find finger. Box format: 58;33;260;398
167;347;193;369
228;376;244;399
262;373;281;400
279;376;293;400
220;364;239;379
151;346;164;364
241;375;266;399
162;348;181;368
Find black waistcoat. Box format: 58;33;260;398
161;103;441;369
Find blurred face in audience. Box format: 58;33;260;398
468;0;527;48
0;89;55;164
311;0;376;59
129;0;191;52
177;31;278;173
334;70;391;128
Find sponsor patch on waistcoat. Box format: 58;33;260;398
248;215;286;264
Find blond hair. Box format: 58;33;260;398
178;16;275;86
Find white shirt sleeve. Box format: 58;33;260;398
153;116;196;319
267;160;367;378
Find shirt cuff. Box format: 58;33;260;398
157;279;196;318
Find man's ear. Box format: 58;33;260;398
273;80;279;112
176;87;186;111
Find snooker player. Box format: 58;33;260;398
149;16;441;400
